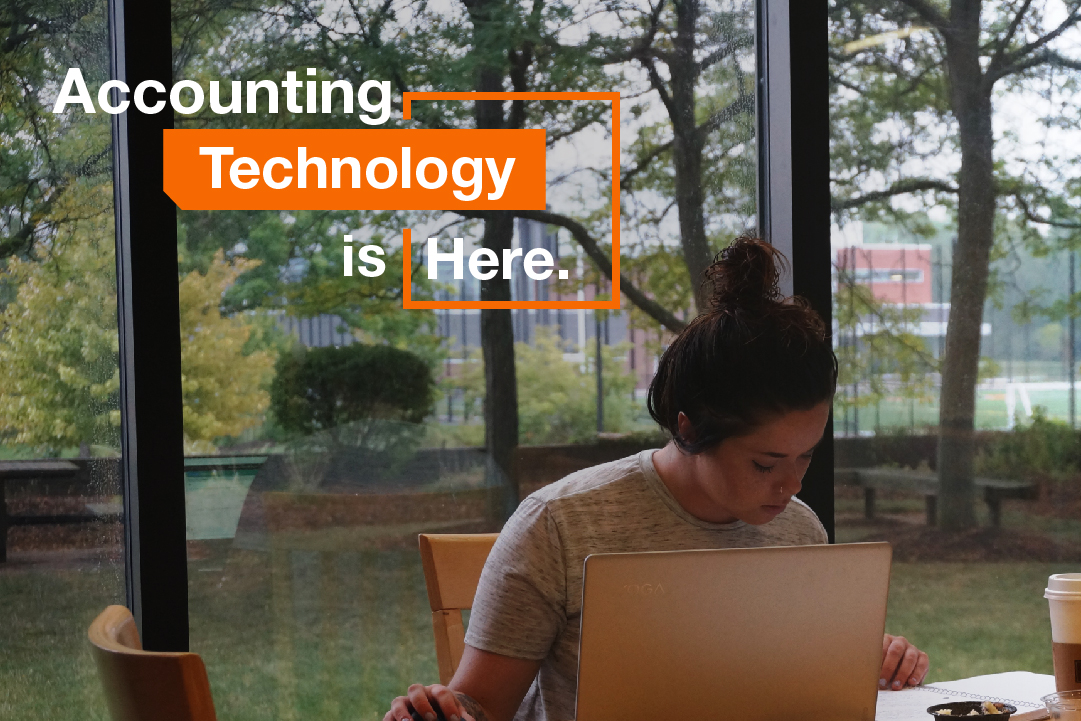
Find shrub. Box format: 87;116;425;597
270;343;434;435
977;409;1081;479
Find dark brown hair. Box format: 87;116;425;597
646;235;838;453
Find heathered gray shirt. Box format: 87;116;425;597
463;450;828;721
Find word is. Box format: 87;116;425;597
342;237;387;277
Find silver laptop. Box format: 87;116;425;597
575;543;892;721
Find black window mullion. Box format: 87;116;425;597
788;0;833;541
109;0;189;650
758;0;834;540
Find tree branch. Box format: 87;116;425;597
992;47;1081;83
641;54;675;118
694;91;754;143
517;209;687;332
621;139;673;190
894;0;949;30
832;178;958;211
696;34;753;73
1010;193;1081;229
452;209;686;332
996;1;1081;75
989;0;1035;72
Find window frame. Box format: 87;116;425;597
109;0;189;650
758;0;834;540
107;0;835;648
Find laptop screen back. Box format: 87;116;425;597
575;543;892;721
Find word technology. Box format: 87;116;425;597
198;146;515;201
426;238;569;281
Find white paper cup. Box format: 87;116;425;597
1047;574;1081;644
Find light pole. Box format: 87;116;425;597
1070;251;1076;429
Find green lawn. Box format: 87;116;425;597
885;563;1059;682
1;546;1069;720
834;383;1080;433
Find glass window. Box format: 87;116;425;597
830;1;1081;681
0;1;125;715
173;0;757;717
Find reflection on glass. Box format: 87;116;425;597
831;1;1081;682
0;0;125;715
175;0;757;717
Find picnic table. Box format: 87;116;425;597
0;460;124;563
837;467;1038;527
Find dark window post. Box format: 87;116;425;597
758;0;833;540
109;0;189;649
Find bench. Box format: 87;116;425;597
0;460;122;563
837;468;1037;527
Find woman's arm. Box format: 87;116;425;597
384;645;541;721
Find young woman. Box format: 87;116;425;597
385;237;929;721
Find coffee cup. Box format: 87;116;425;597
1046;574;1081;692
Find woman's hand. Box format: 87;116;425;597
383;684;474;721
881;634;930;690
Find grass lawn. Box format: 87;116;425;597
0;560;124;721
885;563;1058;682
2;544;1068;720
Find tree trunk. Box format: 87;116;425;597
465;0;519;522
480;214;519;521
669;0;712;312
937;0;994;529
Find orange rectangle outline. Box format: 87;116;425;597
401;91;620;310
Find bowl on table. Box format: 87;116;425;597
927;701;1016;718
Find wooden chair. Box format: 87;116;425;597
88;605;218;721
418;533;499;684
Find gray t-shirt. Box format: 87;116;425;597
463;450;828;721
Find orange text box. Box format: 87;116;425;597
163;129;546;210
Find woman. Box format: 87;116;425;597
386;237;929;721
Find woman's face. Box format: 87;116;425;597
684;400;832;525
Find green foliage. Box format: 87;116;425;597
0;220;120;454
0;231;276;454
0;0;114;260
450;328;639;445
270;344;435;435
833;275;936;418
179;252;278;451
978;409;1081;480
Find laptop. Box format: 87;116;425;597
574;543;892;721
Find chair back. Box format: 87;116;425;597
88;605;218;721
418;533;499;683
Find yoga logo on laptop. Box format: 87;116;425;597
622;583;666;596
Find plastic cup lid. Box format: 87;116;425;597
1046;574;1081;598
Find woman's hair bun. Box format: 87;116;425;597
702;234;787;311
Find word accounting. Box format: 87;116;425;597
163;129;546;210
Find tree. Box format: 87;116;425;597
270;343;434;435
829;0;1081;527
833;262;936;429
179;251;277;451
0;197;119;455
0;0;113;260
451;328;639;445
164;0;762;520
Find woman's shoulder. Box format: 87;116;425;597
773;497;830;544
525;450;658;507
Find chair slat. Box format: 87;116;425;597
418;533;499;683
418;533;498;611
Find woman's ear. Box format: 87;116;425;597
676;412;696;443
